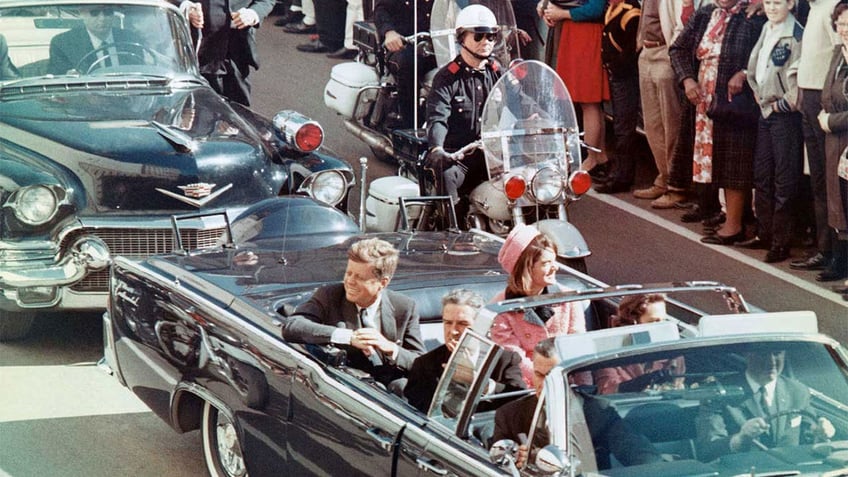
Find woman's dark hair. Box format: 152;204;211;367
832;0;848;31
610;293;667;327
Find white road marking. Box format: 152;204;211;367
588;191;848;308
0;363;149;424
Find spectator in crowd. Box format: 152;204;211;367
669;0;765;246
181;0;274;106
426;4;502;227
373;0;437;129
332;0;364;59
818;0;848;283
634;0;703;209
296;0;345;55
282;237;426;386
404;289;525;413
490;224;585;386
513;0;546;60
740;0;804;263
594;0;642;195
539;0;611;183
594;294;686;394
789;0;842;275
279;0;316;34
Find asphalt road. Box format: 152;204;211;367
1;12;846;477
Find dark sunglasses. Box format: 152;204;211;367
472;32;498;42
85;8;114;17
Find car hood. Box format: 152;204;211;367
0;85;287;213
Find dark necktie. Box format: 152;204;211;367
758;387;771;416
359;308;383;366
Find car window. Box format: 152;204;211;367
428;332;496;433
560;340;848;473
0;3;195;81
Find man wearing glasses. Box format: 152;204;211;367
425;4;502;229
48;5;143;75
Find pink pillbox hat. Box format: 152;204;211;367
498;224;542;274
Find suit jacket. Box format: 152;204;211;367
0;34;18;80
48;27;144;75
405;344;526;413
195;0;274;73
696;374;812;461
282;283;425;374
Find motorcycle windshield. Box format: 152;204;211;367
430;0;518;68
479;60;582;184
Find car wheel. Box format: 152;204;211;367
202;401;248;477
0;311;36;342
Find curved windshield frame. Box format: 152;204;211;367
0;2;197;84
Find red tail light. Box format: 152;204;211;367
504;175;526;200
295;123;324;152
569;170;592;196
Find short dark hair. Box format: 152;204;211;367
534;337;557;359
612;293;667;327
832;0;848;31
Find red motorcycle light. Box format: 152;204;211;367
569;170;592;196
295;123;324;152
504;176;526;200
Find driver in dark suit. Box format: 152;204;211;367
696;350;835;462
282;238;426;385
0;34;19;80
48;5;144;75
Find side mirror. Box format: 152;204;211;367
535;444;570;474
489;439;518;466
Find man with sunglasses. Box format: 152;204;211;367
49;5;146;75
425;4;502;229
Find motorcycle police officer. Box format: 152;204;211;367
425;4;502;227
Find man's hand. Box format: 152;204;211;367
231;8;259;29
683;78;703;106
516;443;529;468
186;1;203;28
812;417;836;441
351;327;397;356
384;30;405;52
736;417;769;445
727;71;747;100
818;110;832;133
426;147;464;168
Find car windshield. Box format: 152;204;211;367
0;2;196;83
560;339;848;475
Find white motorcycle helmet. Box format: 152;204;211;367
454;4;499;40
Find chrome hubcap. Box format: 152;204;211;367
215;417;246;477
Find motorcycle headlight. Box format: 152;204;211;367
530;167;564;204
302;170;347;206
13;185;61;225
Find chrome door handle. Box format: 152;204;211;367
366;427;394;453
416;456;448;475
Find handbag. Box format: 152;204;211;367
706;90;760;124
838;146;848;181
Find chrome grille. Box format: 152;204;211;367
66;227;226;292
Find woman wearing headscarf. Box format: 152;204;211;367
490;224;585;385
668;0;765;245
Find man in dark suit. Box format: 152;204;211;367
283;238;425;383
181;0;274;106
696;350;835;461
404;289;525;413
48;5;145;75
0;34;18;80
493;338;661;469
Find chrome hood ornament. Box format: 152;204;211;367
156;183;234;207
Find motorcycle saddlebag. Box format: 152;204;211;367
354;21;380;54
324;62;379;118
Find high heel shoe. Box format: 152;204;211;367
700;230;746;246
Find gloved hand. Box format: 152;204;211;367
812;417;836;441
818;110;831;133
618;368;674;393
426;146;463;169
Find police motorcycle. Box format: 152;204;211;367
323;0;518;165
